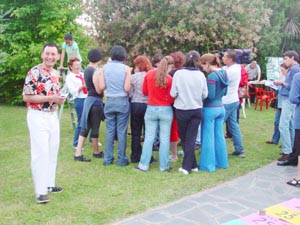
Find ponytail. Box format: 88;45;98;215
155;56;173;87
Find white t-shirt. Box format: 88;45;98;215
222;64;241;104
62;41;82;62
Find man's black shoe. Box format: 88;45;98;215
36;194;50;204
277;159;297;166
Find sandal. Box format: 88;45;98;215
287;178;300;187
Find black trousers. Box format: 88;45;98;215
175;108;202;172
130;102;147;162
285;129;300;164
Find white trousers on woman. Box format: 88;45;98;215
27;109;60;197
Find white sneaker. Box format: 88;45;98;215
191;167;199;172
178;167;189;175
178;150;184;156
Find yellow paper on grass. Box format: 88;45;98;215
264;205;300;224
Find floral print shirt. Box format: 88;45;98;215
23;64;61;112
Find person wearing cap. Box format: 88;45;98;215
74;48;105;162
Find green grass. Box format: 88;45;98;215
0;104;279;225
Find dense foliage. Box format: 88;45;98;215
256;0;300;77
0;0;91;104
83;0;271;60
1;0;300;104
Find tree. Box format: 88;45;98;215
83;0;271;60
255;0;300;78
0;0;92;104
280;1;300;52
0;8;12;65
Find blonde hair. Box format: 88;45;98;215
155;56;173;87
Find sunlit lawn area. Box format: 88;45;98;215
0;104;279;224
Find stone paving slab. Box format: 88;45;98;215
112;162;299;225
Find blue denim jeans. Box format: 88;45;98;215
224;101;244;152
103;97;130;166
271;108;281;144
73;98;85;147
138;105;173;171
279;99;295;154
200;107;228;172
130;102;147;162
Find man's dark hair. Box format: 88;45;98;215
283;50;299;63
225;49;237;62
42;43;59;53
110;45;126;61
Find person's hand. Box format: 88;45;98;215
52;95;66;105
273;80;283;86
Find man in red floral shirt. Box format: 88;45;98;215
23;43;66;204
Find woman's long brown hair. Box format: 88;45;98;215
155;56;173;87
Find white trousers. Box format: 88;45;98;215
27;109;60;196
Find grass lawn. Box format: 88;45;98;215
0;104;280;225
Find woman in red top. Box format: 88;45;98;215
135;56;174;172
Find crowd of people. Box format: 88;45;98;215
22;34;300;204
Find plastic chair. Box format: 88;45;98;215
254;88;275;111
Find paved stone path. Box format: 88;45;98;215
112;162;299;225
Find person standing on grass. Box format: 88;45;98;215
287;71;300;187
101;45;132;167
23;43;65;204
65;58;87;149
169;51;185;162
222;49;245;158
199;53;229;172
74;48;104;162
135;56;174;172
170;51;208;175
129;55;152;163
265;63;288;145
274;51;300;166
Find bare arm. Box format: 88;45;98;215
23;94;66;105
256;72;261;82
59;49;66;69
93;68;105;94
123;66;131;92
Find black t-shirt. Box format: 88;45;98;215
84;66;103;98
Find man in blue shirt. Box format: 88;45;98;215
287;71;300;186
274;51;300;166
